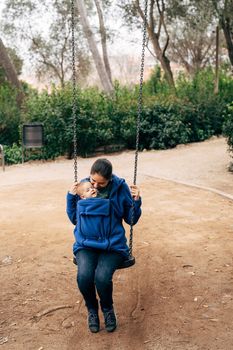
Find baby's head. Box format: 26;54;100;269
77;181;97;199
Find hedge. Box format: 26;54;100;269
1;67;233;164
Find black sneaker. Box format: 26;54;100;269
88;310;100;333
103;307;117;332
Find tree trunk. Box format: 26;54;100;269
149;30;175;86
220;17;233;67
75;0;113;94
136;0;175;87
214;25;220;94
93;0;112;84
212;0;233;68
0;38;24;106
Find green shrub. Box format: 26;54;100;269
138;102;191;149
4;143;22;164
144;66;167;95
0;84;21;145
23;85;117;158
2;66;232;164
223;102;233;156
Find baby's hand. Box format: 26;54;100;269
130;185;140;200
69;182;79;195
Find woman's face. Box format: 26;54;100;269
90;173;109;189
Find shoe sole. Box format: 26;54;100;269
89;327;100;333
106;325;117;332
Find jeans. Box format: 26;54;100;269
75;249;124;311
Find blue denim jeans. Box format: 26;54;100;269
75;249;124;311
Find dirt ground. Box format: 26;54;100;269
1;136;233;350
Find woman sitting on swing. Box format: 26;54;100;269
66;158;142;333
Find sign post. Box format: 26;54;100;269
0;144;5;171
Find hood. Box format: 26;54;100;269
109;174;125;196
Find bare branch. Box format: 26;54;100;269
32;305;73;322
146;40;157;59
155;0;170;56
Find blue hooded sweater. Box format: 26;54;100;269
66;174;142;258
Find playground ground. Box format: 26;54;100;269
1;136;233;350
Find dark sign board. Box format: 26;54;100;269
22;124;43;148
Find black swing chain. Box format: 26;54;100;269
71;0;78;183
129;0;148;257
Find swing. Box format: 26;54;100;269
71;0;148;269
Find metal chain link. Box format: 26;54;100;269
71;0;78;183
129;0;148;257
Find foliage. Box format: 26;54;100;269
119;0;175;86
1;66;233;164
6;47;23;75
22;85;117;158
139;103;191;150
140;67;232;149
0;83;21;145
144;66;162;95
3;143;22;164
212;0;233;66
167;0;217;75
144;66;171;96
0;47;23;83
175;68;227;138
223;103;233;156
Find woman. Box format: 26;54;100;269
66;158;142;333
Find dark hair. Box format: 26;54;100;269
90;158;112;180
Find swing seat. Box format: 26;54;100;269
117;255;135;269
72;255;135;269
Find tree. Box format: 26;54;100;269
212;0;233;68
1;0;114;90
1;0;90;87
120;0;175;87
0;37;24;105
76;0;113;93
167;1;216;76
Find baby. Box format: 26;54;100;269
76;181;98;199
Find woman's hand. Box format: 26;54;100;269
69;182;79;195
130;185;140;200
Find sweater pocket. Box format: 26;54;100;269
78;198;111;248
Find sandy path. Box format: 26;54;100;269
1;136;232;194
1;137;233;350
